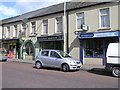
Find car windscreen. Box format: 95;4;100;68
57;51;71;58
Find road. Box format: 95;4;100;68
1;61;119;88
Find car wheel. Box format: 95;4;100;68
62;64;69;72
35;62;42;69
112;67;120;77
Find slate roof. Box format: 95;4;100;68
1;1;116;24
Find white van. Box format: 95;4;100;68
106;43;120;77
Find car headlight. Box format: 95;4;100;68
70;61;76;64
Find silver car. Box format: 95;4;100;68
35;50;82;72
0;50;8;61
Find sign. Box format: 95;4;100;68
37;35;64;42
79;31;120;39
81;24;88;31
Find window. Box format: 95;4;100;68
43;19;48;34
7;26;10;38
50;51;61;58
14;25;17;37
41;51;49;56
22;24;26;36
84;39;103;58
76;12;84;30
100;8;110;28
30;22;36;35
56;17;62;33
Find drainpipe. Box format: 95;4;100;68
63;1;68;53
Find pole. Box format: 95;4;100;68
63;0;67;53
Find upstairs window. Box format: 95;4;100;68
7;26;10;38
43;19;48;34
100;8;110;28
22;24;26;36
14;25;18;37
56;17;63;33
30;22;36;35
76;12;84;30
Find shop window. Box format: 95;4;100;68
84;39;103;58
99;8;110;28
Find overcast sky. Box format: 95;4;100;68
0;0;71;20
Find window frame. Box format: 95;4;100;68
99;8;110;29
14;25;18;37
55;16;63;33
22;24;26;36
30;22;36;35
7;26;10;38
76;12;85;30
42;19;48;35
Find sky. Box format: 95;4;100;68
0;0;116;20
0;0;71;20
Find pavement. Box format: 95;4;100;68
7;58;105;71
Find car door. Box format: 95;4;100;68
40;50;51;66
49;51;62;68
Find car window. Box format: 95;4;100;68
41;51;49;56
50;51;61;58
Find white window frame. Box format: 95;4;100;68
13;25;17;37
30;22;36;35
22;24;26;36
76;12;84;30
7;26;10;38
99;8;110;29
42;19;48;35
55;16;63;33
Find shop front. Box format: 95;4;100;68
2;39;19;58
77;30;120;65
37;35;64;50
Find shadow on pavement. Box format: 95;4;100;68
87;68;114;77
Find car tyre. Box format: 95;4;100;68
112;67;120;77
62;64;69;72
36;61;42;69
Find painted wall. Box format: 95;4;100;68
68;3;119;59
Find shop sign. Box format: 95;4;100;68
79;31;120;39
94;31;119;38
38;35;64;41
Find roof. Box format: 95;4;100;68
1;2;116;24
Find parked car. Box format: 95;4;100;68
35;49;82;72
0;49;8;61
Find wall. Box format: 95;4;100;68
68;3;119;60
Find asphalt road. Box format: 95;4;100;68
1;61;119;88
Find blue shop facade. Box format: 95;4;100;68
77;30;120;65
